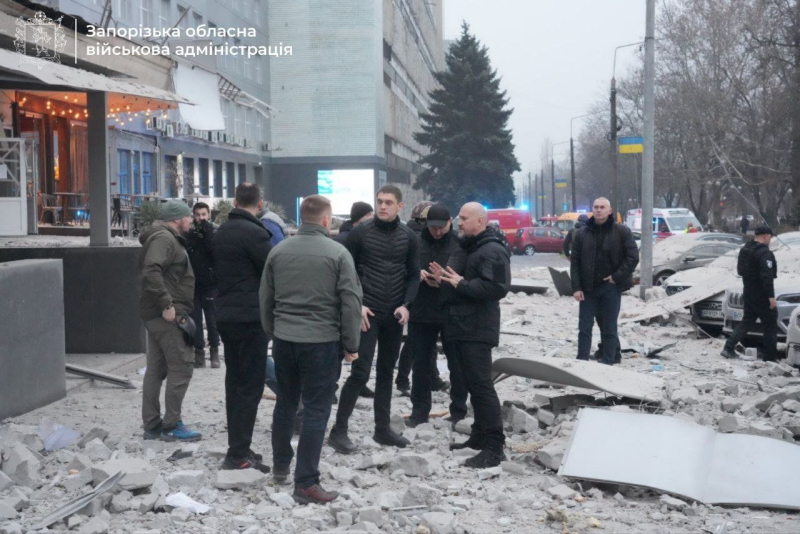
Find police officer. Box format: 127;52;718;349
720;226;779;361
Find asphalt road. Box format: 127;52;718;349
510;251;569;273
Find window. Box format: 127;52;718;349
140;0;153;28
242;0;249;17
255;114;262;143
244;108;251;141
115;0;132;22
213;160;223;196
254;0;261;25
159;0;170;28
193;11;203;29
183;157;195;197
238;163;247;185
234;105;242;137
164;155;178;197
132;151;141;195
142;152;155;195
256;55;263;84
177;4;189;30
535;229;547;237
243;55;250;80
117;149;131;195
548;229;562;238
225;161;235;197
221;100;229;134
234;38;242;75
198;158;209;195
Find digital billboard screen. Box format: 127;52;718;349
317;169;374;216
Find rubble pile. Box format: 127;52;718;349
1;263;799;533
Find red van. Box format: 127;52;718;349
487;209;533;242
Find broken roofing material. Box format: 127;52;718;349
491;357;665;403
560;408;800;510
508;278;549;295
27;471;124;530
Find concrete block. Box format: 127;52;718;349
269;492;295;509
402;484;441;507
389;454;432;477
537;409;556;426
166;470;205;490
421;511;455;534
214;469;266;490
357;506;385;527
536;438;568;471
670;387;699;405
478;466;502;480
548;484;577;500
454;418;473;435
91;459;157;490
0;443;41;487
78;428;110;449
506;406;539;433
660;494;688;509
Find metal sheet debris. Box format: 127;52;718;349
509;278;549;295
619;276;735;324
65;364;137;389
28;471;124;530
491;357;665;402
548;267;574;297
560;408;800;510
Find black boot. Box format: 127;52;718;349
464;448;506;468
359;385;375;398
194;348;205;368
328;427;358;454
449;435;486;451
373;428;410;448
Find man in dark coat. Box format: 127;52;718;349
186;202;220;368
570;197;639;365
721;226;779;361
212;183;272;471
329;185;420;454
334;201;373;245
405;204;467;427
432;202;511;469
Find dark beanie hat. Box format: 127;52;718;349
350;201;373;222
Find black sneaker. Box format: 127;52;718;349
373;428;410;448
720;348;738;359
328;428;358;454
222;454;271;473
405;416;427;428
359;386;375;398
464;449;506;469
449;436;486;451
142;424;162;440
273;464;290;484
397;387;411;398
433;378;451;392
249;449;263;463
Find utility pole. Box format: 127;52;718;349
527;172;532;212
540;164;545;218
610;77;618;217
640;0;656;299
551;156;556;216
569;137;576;211
533;173;539;220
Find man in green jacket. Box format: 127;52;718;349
260;195;362;505
139;200;202;442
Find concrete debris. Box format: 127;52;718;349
3;489;29;511
77;427;110;449
454;418;473;435
659;494;688;509
505;405;539;433
91;459;156;490
337;510;353;527
214;468;265;490
358;506;385;526
477;466;502;480
548;484;577;500
84;438;113;462
389;454;433;477
537;409;556;426
390;414;406;436
420;511;455;534
500;460;526;475
402;484;441;507
670;387;700;405
376;490;402;509
0;501;18;520
536;438;568;471
166;469;205;489
0;471;14;492
269;492;295;509
718;415;748;433
350;520;382;533
1;443;41;487
77;516;109;534
720;398;743;413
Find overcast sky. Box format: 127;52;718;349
442;0;648;198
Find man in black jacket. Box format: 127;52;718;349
186;202;220;369
721;226;779;361
212;183;272;471
329;185;420;453
562;214;589;257
405;204;466;427
396;200;449;397
570;197;639;365
431;202;510;469
334;201;373;246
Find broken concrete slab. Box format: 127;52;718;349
389;454;433;477
420;511;456;534
671;387;700;405
402;484;441;507
717;415;748;434
493;356;665;402
560;408;800;510
477;466;502;480
166;470;205;489
77;428;110;449
84;438;112;462
506;406;539;433
660;494;688;509
548;484;577;500
214;469;265;490
619;275;736;324
536;438;569;471
509;278;549;295
0;471;14;492
77;516;108;534
0;443;41;487
28;471;124;531
0;501;18;520
91;459;157;491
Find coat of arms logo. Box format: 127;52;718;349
14;11;67;69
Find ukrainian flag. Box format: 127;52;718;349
619;136;644;154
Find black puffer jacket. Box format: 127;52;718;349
737;241;777;298
441;228;511;346
410;228;460;324
186;220;217;289
334;220;354;245
212;208;272;323
570;217;639;293
562;221;585;257
406;219;425;237
346;216;420;313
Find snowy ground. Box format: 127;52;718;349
2;255;800;533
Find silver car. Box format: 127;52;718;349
634;234;742;286
722;276;800;342
787;307;800;366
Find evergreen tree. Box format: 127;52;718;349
414;22;520;210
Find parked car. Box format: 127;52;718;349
633;233;742;286
722;275;800;342
512;226;565;255
787;306;800;366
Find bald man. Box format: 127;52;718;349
431;202;510;469
570;197;639;365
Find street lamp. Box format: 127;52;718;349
552;140;570;216
570;112;604;212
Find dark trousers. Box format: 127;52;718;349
190;287;220;350
218;322;268;460
336;310;403;432
409;322;467;421
577;282;622;365
271;338;339;489
396;334;440;389
449;340;505;450
724;293;779;361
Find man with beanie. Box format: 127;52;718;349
213;183;273;471
329;185;420;454
139;200;202;442
335;201;373;245
260;195;362;504
186;202;220;368
721;226;779;361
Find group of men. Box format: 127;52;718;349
138;183;512;505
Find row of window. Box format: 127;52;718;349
107;0;264;30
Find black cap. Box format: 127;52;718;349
350;201;373;222
754;225;775;236
426;204;451;228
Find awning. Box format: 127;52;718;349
219;74;276;119
173;64;225;131
0;47;193;111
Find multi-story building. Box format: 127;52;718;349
267;0;445;219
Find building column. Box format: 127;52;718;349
87;91;110;246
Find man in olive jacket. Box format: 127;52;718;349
139;200;202;442
260;195;362;505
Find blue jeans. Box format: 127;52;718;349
271;338;339;488
577;282;622;365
